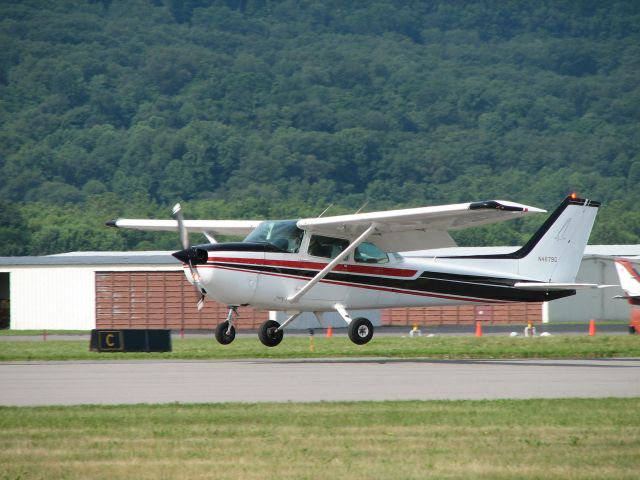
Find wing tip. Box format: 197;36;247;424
469;200;546;214
105;219;118;228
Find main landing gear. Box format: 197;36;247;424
348;317;374;345
258;312;300;347
258;320;283;347
214;306;375;347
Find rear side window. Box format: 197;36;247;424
355;242;388;264
308;235;349;259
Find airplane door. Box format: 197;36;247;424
305;258;348;304
302;234;348;305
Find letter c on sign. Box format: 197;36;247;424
106;333;115;347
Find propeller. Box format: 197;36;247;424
171;203;208;311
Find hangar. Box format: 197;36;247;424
0;252;268;331
1;246;639;331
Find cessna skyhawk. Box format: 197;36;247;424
107;194;601;347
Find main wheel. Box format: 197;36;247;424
348;317;374;345
215;321;236;345
258;320;284;347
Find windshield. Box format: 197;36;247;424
243;220;304;253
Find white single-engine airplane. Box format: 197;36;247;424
107;194;601;347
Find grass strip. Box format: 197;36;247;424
1;335;639;361
0;398;638;480
0;330;90;336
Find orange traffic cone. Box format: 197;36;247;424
589;319;596;336
326;325;333;338
475;321;483;337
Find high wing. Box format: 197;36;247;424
297;200;546;252
106;218;261;243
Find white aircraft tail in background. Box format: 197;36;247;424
613;259;640;306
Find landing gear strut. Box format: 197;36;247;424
215;307;238;345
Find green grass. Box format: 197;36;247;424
0;399;638;479
0;329;90;336
1;335;639;362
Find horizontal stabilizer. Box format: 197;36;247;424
514;282;615;291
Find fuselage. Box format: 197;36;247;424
184;242;574;312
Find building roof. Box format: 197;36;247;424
1;245;639;268
0;251;180;266
403;245;640;258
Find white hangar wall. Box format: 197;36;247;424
2;252;182;331
11;268;95;330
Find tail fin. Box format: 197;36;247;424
614;259;640;304
514;196;600;282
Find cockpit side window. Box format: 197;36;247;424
308;235;350;259
243;220;304;253
354;242;388;264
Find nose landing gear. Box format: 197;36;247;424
214;306;238;345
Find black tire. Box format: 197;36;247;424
348;317;374;345
215;321;236;345
258;320;284;347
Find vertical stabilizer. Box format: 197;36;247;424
514;196;600;282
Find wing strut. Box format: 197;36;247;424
287;223;378;304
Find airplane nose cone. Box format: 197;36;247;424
172;247;208;265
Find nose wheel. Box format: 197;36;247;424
215;321;236;345
215;306;238;345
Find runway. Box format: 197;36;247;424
1;358;639;406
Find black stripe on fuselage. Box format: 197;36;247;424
208;261;574;303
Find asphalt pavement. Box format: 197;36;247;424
1;357;638;406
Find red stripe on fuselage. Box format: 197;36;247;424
200;263;511;304
208;256;419;278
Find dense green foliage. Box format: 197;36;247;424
1;0;639;255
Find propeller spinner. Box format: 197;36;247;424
171;203;208;310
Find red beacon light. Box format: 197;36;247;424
570;192;578;200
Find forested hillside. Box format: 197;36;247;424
1;0;639;255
